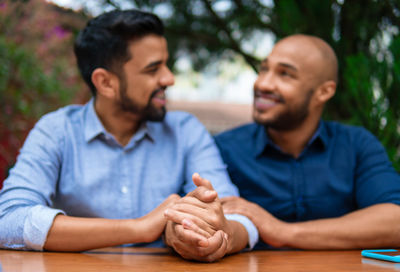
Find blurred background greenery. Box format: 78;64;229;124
0;0;399;185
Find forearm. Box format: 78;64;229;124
44;194;180;251
44;215;149;251
273;203;400;249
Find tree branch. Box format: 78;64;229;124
200;0;259;71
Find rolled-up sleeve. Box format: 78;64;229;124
23;205;65;250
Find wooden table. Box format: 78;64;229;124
1;247;399;272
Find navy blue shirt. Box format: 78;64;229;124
215;121;400;248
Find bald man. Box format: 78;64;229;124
212;34;400;249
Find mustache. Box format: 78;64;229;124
254;89;285;103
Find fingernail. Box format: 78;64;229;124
205;190;213;196
224;233;228;240
198;239;208;247
182;219;192;227
164;209;169;216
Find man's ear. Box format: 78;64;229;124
91;68;119;99
315;80;336;104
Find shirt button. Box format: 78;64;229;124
121;186;128;194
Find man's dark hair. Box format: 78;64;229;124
74;9;164;96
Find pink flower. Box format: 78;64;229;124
52;26;68;39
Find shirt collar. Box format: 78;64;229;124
315;120;329;149
84;99;155;144
128;121;155;145
254;124;270;157
254;120;328;157
84;99;106;143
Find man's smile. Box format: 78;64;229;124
151;88;166;106
254;91;284;111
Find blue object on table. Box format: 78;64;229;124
362;249;400;263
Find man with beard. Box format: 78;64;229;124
210;34;400;249
0;9;258;260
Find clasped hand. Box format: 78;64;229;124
164;173;233;262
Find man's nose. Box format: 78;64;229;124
160;66;175;87
254;71;276;92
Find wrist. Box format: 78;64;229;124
127;217;157;244
259;219;291;248
276;221;292;247
225;221;235;254
225;220;248;254
125;218;144;243
282;222;300;248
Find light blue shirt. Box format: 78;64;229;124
0;100;258;250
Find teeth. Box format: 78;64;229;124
256;97;276;105
154;91;165;99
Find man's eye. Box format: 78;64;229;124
147;68;158;74
280;70;292;77
258;66;268;73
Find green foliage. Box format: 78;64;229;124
0;37;75;119
0;36;80;181
0;0;87;183
339;50;400;161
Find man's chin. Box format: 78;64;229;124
254;116;306;131
252;113;287;130
252;111;272;125
145;106;166;122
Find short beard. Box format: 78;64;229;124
254;89;314;131
118;73;166;122
142;90;166;122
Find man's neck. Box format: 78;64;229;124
267;117;320;158
94;98;141;147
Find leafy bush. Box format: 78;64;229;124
0;0;88;186
0;37;82;185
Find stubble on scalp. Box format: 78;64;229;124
277;34;338;84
